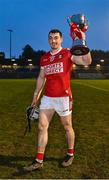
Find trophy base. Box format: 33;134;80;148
70;45;89;56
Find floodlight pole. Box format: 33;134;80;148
8;29;13;59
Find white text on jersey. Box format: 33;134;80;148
44;62;64;75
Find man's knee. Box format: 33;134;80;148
38;120;49;131
64;123;73;132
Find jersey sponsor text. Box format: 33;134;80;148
44;62;63;75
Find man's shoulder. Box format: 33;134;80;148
61;48;71;55
60;48;72;58
41;51;50;59
61;48;70;52
40;51;50;65
41;51;50;61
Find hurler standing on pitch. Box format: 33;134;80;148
24;14;92;171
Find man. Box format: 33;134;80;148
24;28;92;171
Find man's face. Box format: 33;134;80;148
48;32;63;50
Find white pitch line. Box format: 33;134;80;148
76;82;109;92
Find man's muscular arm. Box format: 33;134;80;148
71;52;92;66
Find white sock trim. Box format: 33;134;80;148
35;158;43;163
67;153;74;156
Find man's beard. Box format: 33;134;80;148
51;45;60;50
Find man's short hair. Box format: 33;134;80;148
48;29;62;37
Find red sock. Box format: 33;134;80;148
36;153;44;163
67;149;74;156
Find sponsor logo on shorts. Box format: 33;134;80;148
63;109;68;112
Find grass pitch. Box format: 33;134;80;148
0;79;109;179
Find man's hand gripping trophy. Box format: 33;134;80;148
67;14;90;56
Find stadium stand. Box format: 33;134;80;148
0;64;109;79
0;67;39;78
77;72;105;79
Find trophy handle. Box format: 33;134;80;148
67;16;72;26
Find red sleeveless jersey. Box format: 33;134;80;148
40;48;73;97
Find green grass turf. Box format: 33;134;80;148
0;79;109;179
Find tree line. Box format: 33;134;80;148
0;45;109;66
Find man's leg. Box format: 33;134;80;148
36;109;55;161
24;109;54;171
60;113;75;167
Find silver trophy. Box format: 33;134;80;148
67;14;90;56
